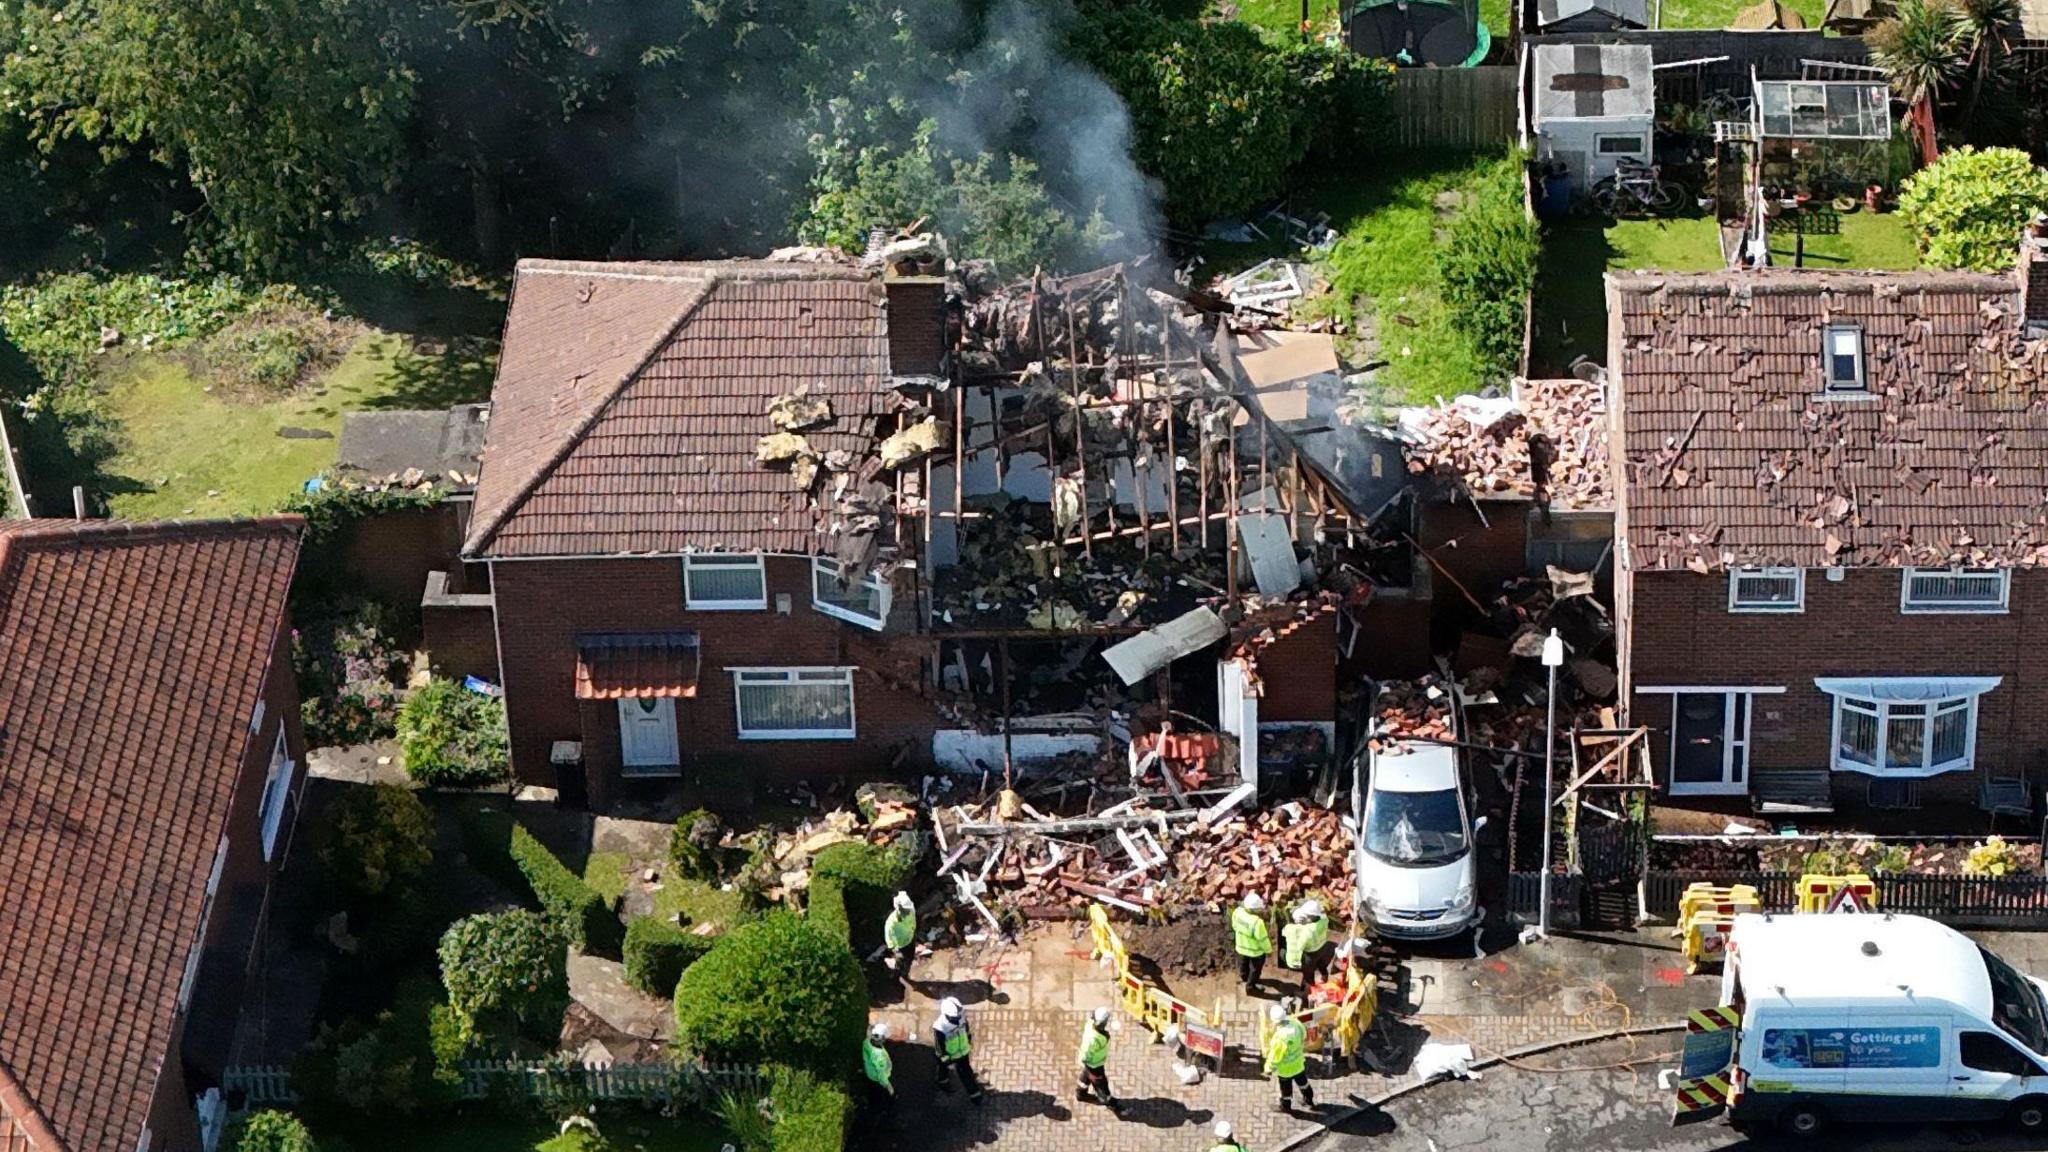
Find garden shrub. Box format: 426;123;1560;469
228;1110;318;1152
673;911;867;1075
437;910;569;1046
668;808;725;880
1436;151;1540;382
186;304;351;393
623;916;716;997
715;1089;775;1152
0;271;313;388
1899;146;2048;271
509;821;622;954
1966;835;2023;877
315;782;433;910
398;678;509;787
766;1064;853;1152
535;1125;613;1152
456;807;527;890
807;840;912;950
291;974;457;1117
293;597;408;748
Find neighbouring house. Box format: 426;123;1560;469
0;517;306;1152
1534;0;1648;33
462;257;944;807
1608;249;2048;819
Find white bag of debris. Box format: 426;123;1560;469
1412;1042;1480;1082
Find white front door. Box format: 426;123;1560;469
618;697;680;775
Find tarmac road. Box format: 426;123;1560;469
1302;1036;2048;1152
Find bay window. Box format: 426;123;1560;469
1817;677;1999;776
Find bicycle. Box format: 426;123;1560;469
1582;160;1685;217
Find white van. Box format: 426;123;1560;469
1717;912;2048;1138
1357;742;1484;940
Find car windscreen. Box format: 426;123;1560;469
1980;945;2048;1055
1364;787;1468;868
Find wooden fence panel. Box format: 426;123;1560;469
1385;67;1520;151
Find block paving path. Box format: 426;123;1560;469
855;922;1722;1152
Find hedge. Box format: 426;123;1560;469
807;840;912;950
674;911;867;1075
509;822;622;955
766;1064;851;1152
622;916;715;997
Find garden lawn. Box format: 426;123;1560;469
1231;0;1509;47
1764;209;1918;271
97;331;494;518
313;1111;728;1152
653;877;752;934
1652;0;1823;28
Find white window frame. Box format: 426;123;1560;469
1596;134;1645;155
178;836;229;1012
257;728;294;861
1901;567;2009;614
249;698;265;734
1636;686;1785;796
1817;676;1999;777
196;1088;227;1152
682;552;768;610
731;667;857;741
1728;567;1805;613
811;558;890;631
1822;324;1866;393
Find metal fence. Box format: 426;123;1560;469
1641;870;2048;928
1507;871;1584;928
222;1058;767;1111
1387;67;1520;150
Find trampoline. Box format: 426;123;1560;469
1345;0;1491;68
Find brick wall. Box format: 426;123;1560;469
1417;497;1531;609
1253;613;1339;722
491;554;939;801
421;571;500;682
884;276;947;375
1627;568;2048;807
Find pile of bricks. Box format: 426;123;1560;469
1172;801;1354;908
1370;674;1455;745
1405;380;1612;511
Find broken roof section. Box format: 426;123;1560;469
1228;330;1407;517
1611;270;2048;571
463;256;899;562
1400;378;1614;510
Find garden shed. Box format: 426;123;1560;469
1531;44;1655;193
1535;0;1649;32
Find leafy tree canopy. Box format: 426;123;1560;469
1898;145;2048;270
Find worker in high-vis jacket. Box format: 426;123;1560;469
883;891;916;986
1231;892;1273;994
1263;1003;1315;1112
932;997;985;1101
1281;899;1331;994
1075;1005;1121;1113
862;1023;894;1110
1209;1119;1250;1152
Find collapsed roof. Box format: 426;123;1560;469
1400;379;1614;511
1611;270;2048;571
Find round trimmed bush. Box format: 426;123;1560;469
437;909;567;1044
316;782;433;908
1899;146;2048;271
673;910;866;1074
230;1110;318;1152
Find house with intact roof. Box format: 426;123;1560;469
1607;237;2048;819
0;517;307;1152
461;256;946;807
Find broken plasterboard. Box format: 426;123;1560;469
1101;607;1228;686
1237;512;1302;599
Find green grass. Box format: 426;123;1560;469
1764;208;1918;270
312;1110;728;1152
1652;0;1824;27
653;877;752;934
1230;0;1507;46
96;331;495;518
583;850;631;905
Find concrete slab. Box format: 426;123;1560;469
567;952;674;1043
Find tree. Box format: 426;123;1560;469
673;910;866;1076
229;1111;318;1152
1898;145;2048;269
1952;0;2020;127
437;910;569;1046
1870;0;1966;159
2;0;412;272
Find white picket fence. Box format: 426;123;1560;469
222;1058;766;1111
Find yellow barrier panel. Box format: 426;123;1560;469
1673;883;1762;936
1796;873;1878;914
1089;904;1226;1054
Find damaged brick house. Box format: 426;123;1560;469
0;517;307;1152
1609;248;2048;819
464;246;1391;807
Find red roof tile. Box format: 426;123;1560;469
0;517;302;1152
1610;270;2048;570
464;259;894;559
575;633;700;699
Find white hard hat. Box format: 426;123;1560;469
941;997;964;1019
1299;899;1324;920
870;1023;889;1042
893;890;913;912
1268;1003;1286;1023
1242;892;1265;911
1214;1120;1234;1139
1092;1005;1111;1025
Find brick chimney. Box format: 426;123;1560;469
2023;213;2048;338
883;269;948;377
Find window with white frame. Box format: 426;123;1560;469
683;553;767;610
812;558;890;630
1823;324;1865;393
1728;567;1804;612
257;728;294;860
178;836;229;1011
1902;567;2009;613
1596;135;1644;155
1818;677;1999;776
732;668;856;739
